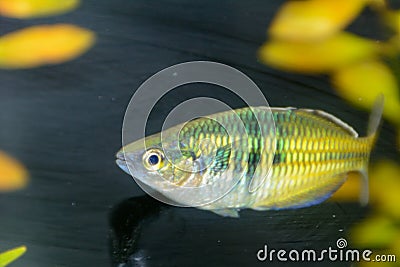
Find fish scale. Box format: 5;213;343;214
183;107;376;211
254;110;371;208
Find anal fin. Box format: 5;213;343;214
252;173;348;210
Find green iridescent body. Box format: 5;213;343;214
175;107;372;213
117;98;383;217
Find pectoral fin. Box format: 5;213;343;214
210;208;240;218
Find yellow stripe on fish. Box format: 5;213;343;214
116;96;384;218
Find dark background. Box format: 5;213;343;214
0;1;398;266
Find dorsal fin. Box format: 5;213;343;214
306;109;358;137
270;107;358;137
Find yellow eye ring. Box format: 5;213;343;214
143;148;164;171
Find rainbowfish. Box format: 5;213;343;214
116;97;384;217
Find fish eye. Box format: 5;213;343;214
143;148;164;171
148;154;159;165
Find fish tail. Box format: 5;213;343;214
358;94;385;206
366;94;385;145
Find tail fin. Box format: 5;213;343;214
367;94;385;142
359;94;385;206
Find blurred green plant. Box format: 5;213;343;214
0;0;79;18
0;151;27;192
0;24;95;69
0;0;95;69
259;0;400;126
0;0;96;264
331;161;400;266
0;246;26;267
351;161;400;266
259;0;400;266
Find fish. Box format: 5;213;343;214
116;96;384;218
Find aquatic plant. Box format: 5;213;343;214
259;0;400;126
259;1;400;266
0;0;79;18
0;246;26;267
0;0;95;69
0;0;96;264
0;24;95;69
0;151;27;192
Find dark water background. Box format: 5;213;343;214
0;1;399;266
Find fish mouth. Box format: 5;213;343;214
115;150;131;175
116;150;125;161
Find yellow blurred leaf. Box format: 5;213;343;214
332;60;400;125
330;172;362;202
0;0;79;18
269;0;367;41
0;246;26;267
258;32;379;73
331;161;400;210
366;0;388;10
351;221;400;267
331;161;400;218
0;151;28;192
381;11;400;56
384;10;400;34
354;231;399;267
356;251;398;267
350;215;397;247
390;236;400;257
369;161;400;219
398;129;400;151
389;34;400;52
0;24;95;69
378;34;400;57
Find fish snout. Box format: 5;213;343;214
115;149;134;175
116;149;125;161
